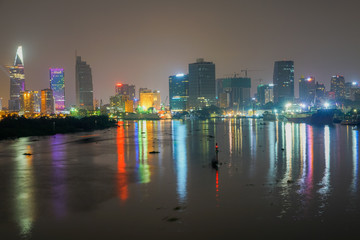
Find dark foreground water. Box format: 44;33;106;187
0;119;359;239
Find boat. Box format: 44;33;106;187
284;112;312;123
263;112;277;121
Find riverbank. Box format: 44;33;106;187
0;116;116;140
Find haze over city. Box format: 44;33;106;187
1;0;360;106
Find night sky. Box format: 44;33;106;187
1;0;360;107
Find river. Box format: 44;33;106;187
0;119;359;239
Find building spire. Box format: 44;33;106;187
14;46;24;66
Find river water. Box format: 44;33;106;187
0;119;359;239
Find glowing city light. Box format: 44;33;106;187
285;103;292;108
14;46;24;65
352;82;358;86
324;102;330;109
176;73;185;77
307;77;313;81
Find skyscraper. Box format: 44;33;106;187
188;58;216;109
299;76;316;104
41;89;55;115
273;60;294;104
76;56;94;110
139;90;161;111
169;74;189;111
8;46;25;112
115;83;136;100
50;68;65;112
330;75;345;101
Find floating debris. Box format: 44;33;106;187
149;151;160;154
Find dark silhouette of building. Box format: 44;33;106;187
169;74;189;111
299;75;316;104
8;46;25;112
188;58;216;109
330;75;345;101
76;56;94;110
273;60;294;104
217;77;251;110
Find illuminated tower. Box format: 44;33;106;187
50;68;65;112
169;74;189;111
8;46;25;112
20;90;40;114
188;58;216;109
75;56;94;110
273;60;294;104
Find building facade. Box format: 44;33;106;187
20;90;40;114
169;74;189;111
345;82;360;101
76;56;94;110
139;90;161;111
115;83;136;100
8;46;25;112
50;68;65;112
273;60;294;104
41;89;55;114
299;76;316;104
257;84;274;106
188;58;216;109
330;75;345;101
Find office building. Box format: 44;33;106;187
8;46;25;112
20;90;40;114
273;60;294;104
76;56;94;110
315;82;326;100
115;83;136;100
299;76;316;104
188;58;216;109
0;97;2;111
217;77;251;110
50;68;65;112
139;90;161;111
345;82;360;101
330;75;345;101
41;89;55;114
169;74;189;111
257;84;274;106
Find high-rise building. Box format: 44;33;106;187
8;46;25;112
169;74;189;111
330;75;345;101
188;58;216;109
139;90;161;111
50;68;65;112
41;89;55;115
315;82;326;100
115;83;136;100
217;77;251;110
0;97;3;111
20;90;40;114
273;60;294;104
76;56;94;110
345;82;360;101
299;76;316;104
257;84;274;106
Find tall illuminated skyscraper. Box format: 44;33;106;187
75;56;94;110
330;75;345;101
41;89;55;114
50;68;65;112
169;74;189;111
8;46;25;112
273;60;294;104
115;83;136;100
188;58;216;109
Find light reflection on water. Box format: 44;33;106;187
1;119;360;238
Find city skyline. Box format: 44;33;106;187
1;1;360;107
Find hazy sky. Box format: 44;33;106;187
1;0;360;107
